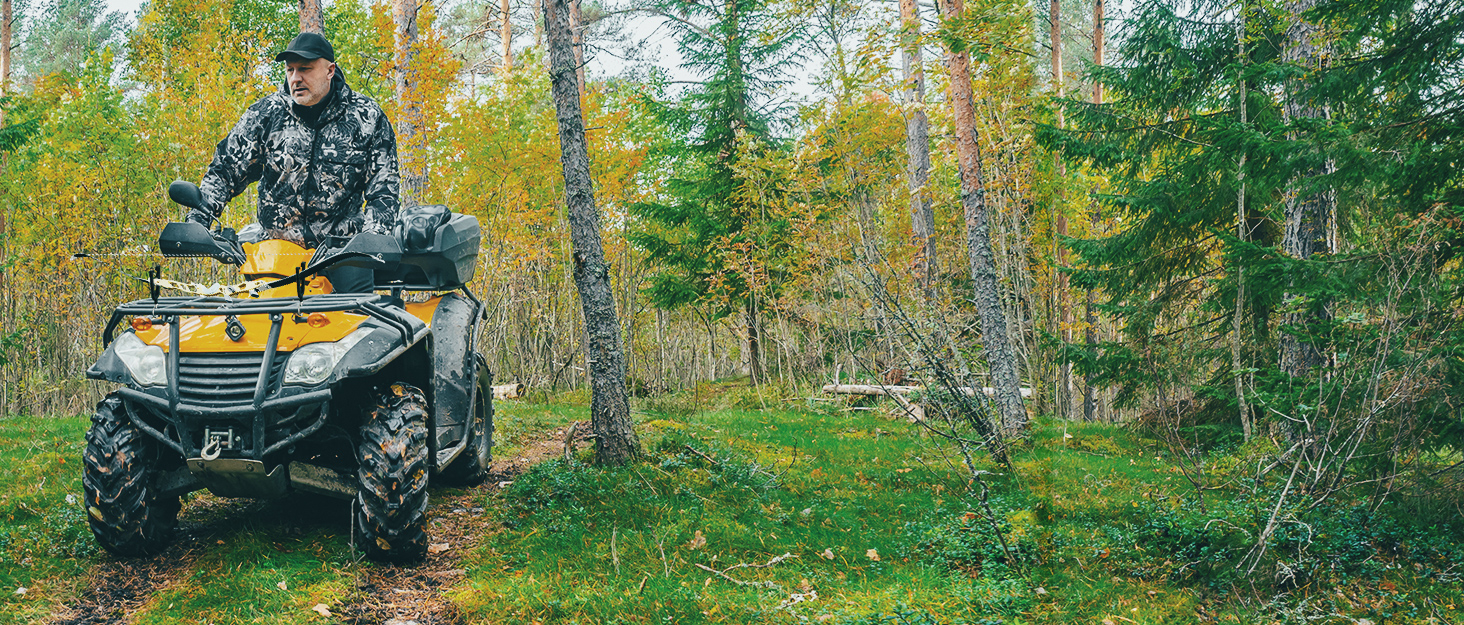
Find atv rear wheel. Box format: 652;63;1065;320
354;383;430;562
83;393;180;557
438;358;494;485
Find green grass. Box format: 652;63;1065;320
456;402;1464;624
0;398;579;624
0;414;95;624
2;396;1461;624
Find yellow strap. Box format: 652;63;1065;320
152;277;274;297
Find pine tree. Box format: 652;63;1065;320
545;0;639;465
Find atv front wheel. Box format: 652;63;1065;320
354;383;431;562
83;393;180;557
438;359;494;485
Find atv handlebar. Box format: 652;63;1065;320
158;221;247;265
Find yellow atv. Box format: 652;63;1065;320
83;181;492;562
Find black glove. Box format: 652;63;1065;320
184;209;214;227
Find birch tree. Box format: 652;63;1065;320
900;0;935;294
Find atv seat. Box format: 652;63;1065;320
374;205;481;290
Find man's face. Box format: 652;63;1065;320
285;58;335;107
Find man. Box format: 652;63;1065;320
185;32;399;292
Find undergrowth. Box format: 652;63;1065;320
0;394;1460;624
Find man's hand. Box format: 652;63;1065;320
184;209;214;228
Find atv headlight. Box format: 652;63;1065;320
283;330;370;386
113;332;167;387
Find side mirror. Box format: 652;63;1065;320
168;180;205;210
334;232;402;270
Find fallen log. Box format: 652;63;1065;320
493;382;527;400
822;384;1033;398
822;384;921;396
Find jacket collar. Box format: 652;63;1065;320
279;71;353;125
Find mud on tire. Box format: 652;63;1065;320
355;383;431;562
83;393;180;557
438;358;494;486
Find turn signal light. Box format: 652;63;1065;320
131;317;153;332
307;313;330;328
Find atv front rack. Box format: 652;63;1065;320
97;293;429;460
102;293;420;346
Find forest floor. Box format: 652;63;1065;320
0;384;1460;624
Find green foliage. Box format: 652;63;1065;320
17;0;126;85
1045;0;1464;482
629;0;809;319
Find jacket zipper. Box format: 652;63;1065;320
306;124;320;247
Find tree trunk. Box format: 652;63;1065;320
1050;0;1074;419
394;0;426;206
1084;0;1102;422
939;0;1028;433
900;0;936;295
570;0;586;92
298;0;324;34
1234;4;1252;440
544;0;639;465
2;0;10;96
0;0;6;418
1278;0;1336;376
500;0;513;74
745;298;763;384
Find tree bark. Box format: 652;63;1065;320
1084;0;1102;422
570;0;586;92
500;0;513;74
1278;0;1336;376
394;0;426;206
1050;0;1074;419
1234;4;1252;440
544;0;639;465
0;0;7;418
900;0;936;295
744;298;764;384
299;0;324;34
2;0;11;96
939;0;1028;433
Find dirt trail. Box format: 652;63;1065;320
46;540;204;625
340;424;588;625
49;422;590;625
46;494;268;625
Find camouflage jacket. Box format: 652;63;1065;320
193;74;399;247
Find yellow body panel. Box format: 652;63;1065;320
240;240;315;278
240;239;335;298
130;238;447;353
405;298;442;326
136;312;369;353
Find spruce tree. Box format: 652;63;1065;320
1046;0;1464;461
630;0;803;384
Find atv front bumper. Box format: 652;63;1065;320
88;293;428;460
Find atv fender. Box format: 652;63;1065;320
427;292;482;462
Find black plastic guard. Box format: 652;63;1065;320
430;292;482;452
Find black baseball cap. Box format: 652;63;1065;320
275;32;335;63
